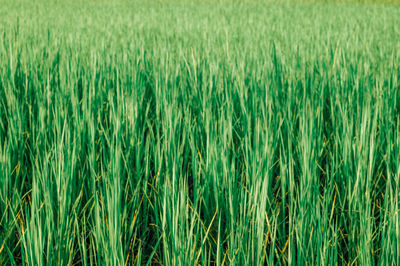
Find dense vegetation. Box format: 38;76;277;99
1;1;400;265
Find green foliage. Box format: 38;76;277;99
0;1;400;265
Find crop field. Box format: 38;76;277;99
1;0;400;265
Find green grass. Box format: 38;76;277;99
0;0;400;265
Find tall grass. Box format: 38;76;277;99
0;0;400;265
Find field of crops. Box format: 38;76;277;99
1;0;400;265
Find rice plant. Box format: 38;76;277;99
0;0;400;265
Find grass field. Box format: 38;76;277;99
1;0;400;265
